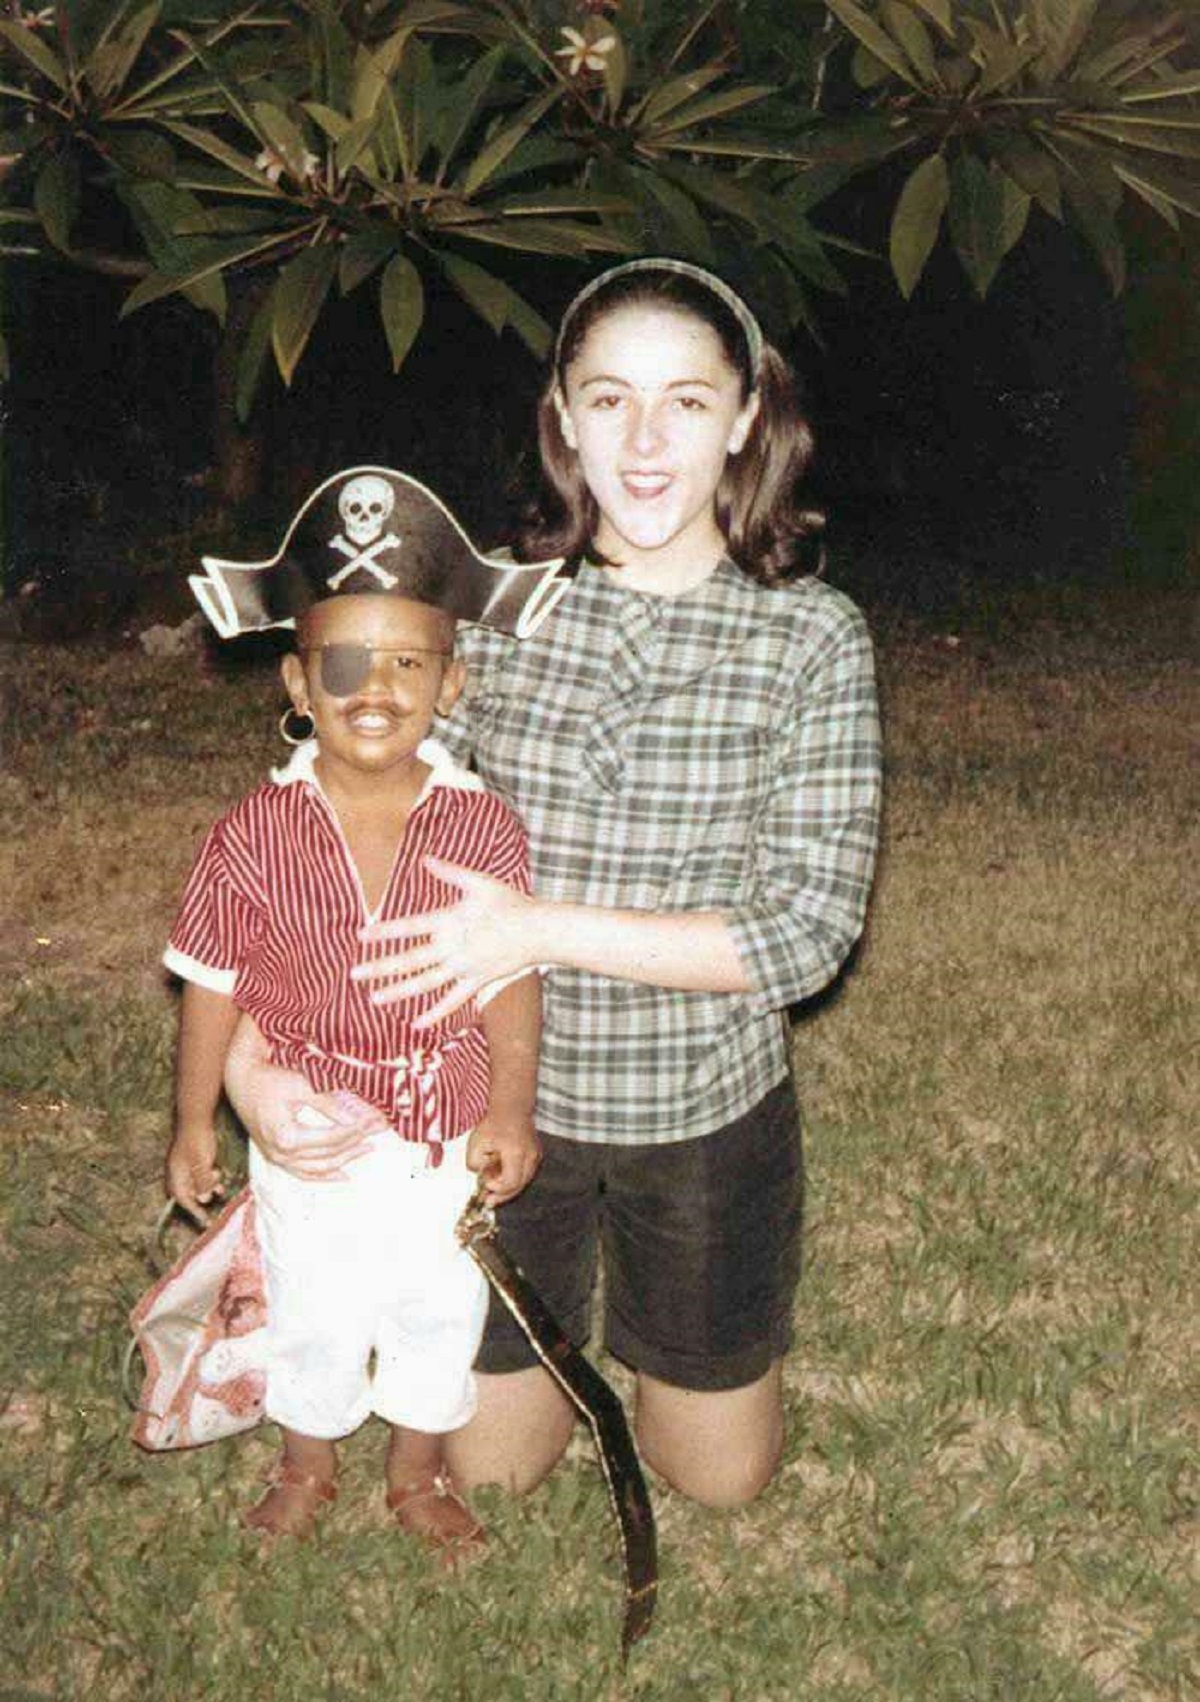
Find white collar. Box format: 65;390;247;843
270;736;482;801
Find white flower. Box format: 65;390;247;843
254;146;320;186
555;26;617;78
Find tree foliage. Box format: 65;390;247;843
814;0;1200;297
1;0;1198;396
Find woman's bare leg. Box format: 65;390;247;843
634;1361;784;1508
443;1368;575;1493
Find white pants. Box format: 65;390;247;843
249;1131;487;1440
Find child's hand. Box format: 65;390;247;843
467;1115;541;1206
166;1125;225;1227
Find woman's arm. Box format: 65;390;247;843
357;866;750;1023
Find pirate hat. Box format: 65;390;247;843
190;468;571;641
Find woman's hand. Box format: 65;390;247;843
252;1077;387;1181
224;1015;385;1181
355;856;540;1025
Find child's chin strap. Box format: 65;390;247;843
456;1183;658;1659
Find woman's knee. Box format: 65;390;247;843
444;1367;575;1494
633;1364;784;1508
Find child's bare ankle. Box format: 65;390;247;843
385;1425;484;1568
244;1438;338;1540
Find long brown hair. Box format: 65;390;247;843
516;267;824;585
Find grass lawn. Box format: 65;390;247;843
0;585;1196;1701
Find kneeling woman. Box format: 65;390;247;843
232;260;882;1508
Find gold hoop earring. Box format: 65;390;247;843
279;706;316;746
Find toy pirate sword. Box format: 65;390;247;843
456;1183;658;1657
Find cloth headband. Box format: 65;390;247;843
189;467;571;642
554;258;765;381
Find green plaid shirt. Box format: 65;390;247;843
438;558;881;1144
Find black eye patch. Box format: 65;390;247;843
309;644;443;697
317;643;374;696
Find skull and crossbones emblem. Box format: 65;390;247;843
327;475;402;589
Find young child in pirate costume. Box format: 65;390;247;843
136;468;571;1556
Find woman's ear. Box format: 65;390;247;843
553;385;578;450
280;652;308;709
727;388;761;456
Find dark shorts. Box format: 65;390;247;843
475;1077;804;1392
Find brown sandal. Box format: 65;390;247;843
386;1471;486;1571
244;1457;338;1541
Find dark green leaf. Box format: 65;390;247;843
1031;0;1100;85
1061;164;1125;293
0;20;70;91
235;278;278;423
251;101;315;182
1113;157;1200;221
120;228;299;318
665;0;726;77
882;2;938;85
175;30;268;150
460;87;558;197
906;0;952;37
653;159;769;234
1064;115;1200;160
602;31;628;117
184;267;226;323
480;134;581;189
34;153;81;253
1122;69;1200;103
308;0;355;113
826;0;922;88
101;127;178;181
335;112;381;175
889;151;947;297
983;132;1062;219
650;84;776;137
499;285;551;362
272;242;338;385
852;44;893;91
339;227;398;294
165;120;283;192
448;218;623;257
0;326;8;381
303;102;351;142
392;35;435;180
379;251;423;373
433;45;504;182
634;64;725;128
483;190;630;218
436;250;549;356
974;38;1040;98
86;2;159;100
172;205;291;235
948;149;1029;298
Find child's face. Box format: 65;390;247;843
280;594;465;779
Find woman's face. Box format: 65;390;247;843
556;302;759;590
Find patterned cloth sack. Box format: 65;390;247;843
129;1189;269;1450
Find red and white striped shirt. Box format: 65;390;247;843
165;739;532;1153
